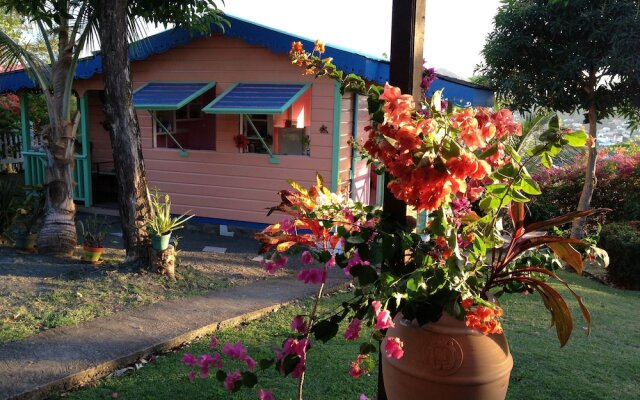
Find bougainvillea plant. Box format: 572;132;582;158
183;40;606;399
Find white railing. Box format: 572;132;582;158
0;130;23;170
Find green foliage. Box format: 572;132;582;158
78;214;109;248
0;175;21;240
15;185;44;234
145;191;193;236
479;0;640;122
599;222;640;289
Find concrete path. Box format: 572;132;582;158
0;272;348;400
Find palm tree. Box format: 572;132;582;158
0;2;95;255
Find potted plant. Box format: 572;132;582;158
78;215;109;263
180;42;607;400
146;190;193;251
13;186;44;251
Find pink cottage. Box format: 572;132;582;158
0;16;493;228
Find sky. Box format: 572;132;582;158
221;0;502;79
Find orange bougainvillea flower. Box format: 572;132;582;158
290;41;304;54
314;40;325;54
465;305;504;335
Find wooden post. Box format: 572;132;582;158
378;1;426;399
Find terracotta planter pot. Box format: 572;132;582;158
82;246;105;263
382;313;513;400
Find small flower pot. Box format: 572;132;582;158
82;246;105;263
14;233;37;251
151;233;171;251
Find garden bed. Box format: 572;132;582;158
0;245;284;343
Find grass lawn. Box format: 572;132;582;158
0;247;274;343
56;272;639;400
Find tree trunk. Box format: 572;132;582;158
570;82;598;239
149;245;176;280
97;0;153;265
37;17;77;256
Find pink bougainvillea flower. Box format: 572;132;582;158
224;370;242;391
209;336;218;349
384;336;405;359
371;300;382;314
325;255;336;269
187;370;196;382
223;341;248;360
375;309;395;330
244;355;257;371
344;250;369;276
300;250;314;265
297;268;327;284
181;353;196;366
348;354;370;378
279;218;296;235
359;395;370;400
196;353;223;378
258;389;274;400
344;318;362;341
262;255;288;274
291;315;308;334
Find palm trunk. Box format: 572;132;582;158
97;0;152;265
37;17;77;256
570;72;598;239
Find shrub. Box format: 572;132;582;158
599;222;640;290
530;145;640;228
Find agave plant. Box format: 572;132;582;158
145;190;193;237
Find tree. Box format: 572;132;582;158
91;0;225;264
478;0;640;238
0;1;95;255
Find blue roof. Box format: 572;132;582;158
132;81;215;110
202;83;310;114
0;14;493;107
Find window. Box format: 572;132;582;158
242;114;273;154
241;115;308;156
152;96;216;151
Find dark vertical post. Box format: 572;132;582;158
383;0;426;225
377;1;425;399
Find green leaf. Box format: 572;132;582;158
312;320;339;343
563;130;588;147
240;371;258;388
479;195;501;212
510;189;530;203
492;163;518;180
541;152;553;168
215;370;226;382
359;342;377;355
258;358;275;370
520;175;542;195
351;265;379;286
486;183;508;196
478;144;499;159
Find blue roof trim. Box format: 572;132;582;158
427;77;495;108
0;14;491;107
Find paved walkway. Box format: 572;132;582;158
0;272;348;400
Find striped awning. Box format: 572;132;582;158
202;83;311;115
132;82;215;110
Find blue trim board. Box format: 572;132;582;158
133;82;215;110
202;83;310;115
0;14;492;107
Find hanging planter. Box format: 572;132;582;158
382;313;513;400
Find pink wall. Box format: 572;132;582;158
74;34;351;224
